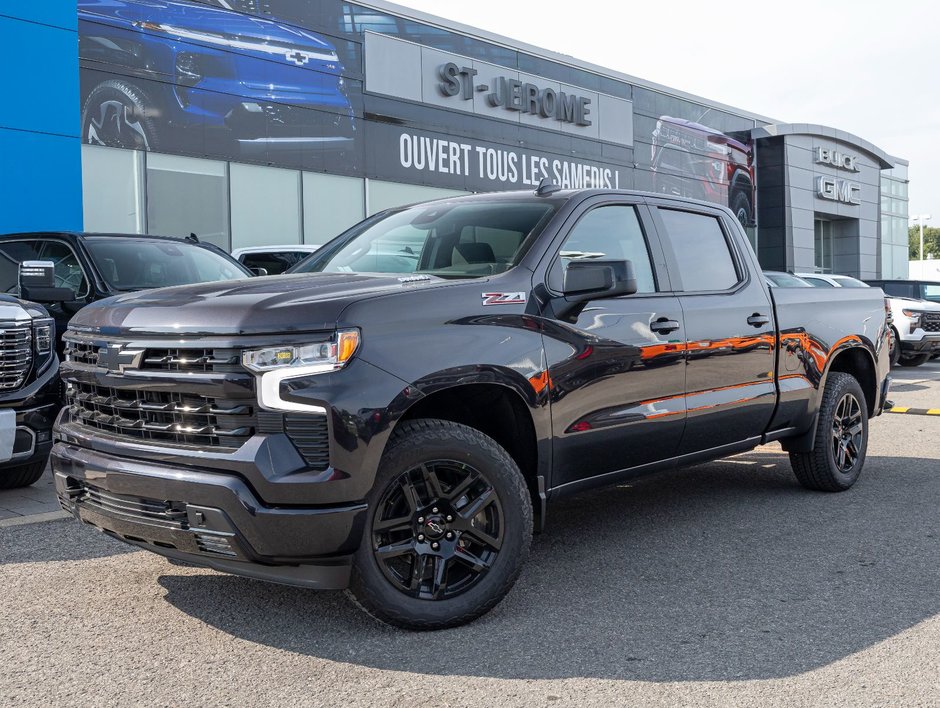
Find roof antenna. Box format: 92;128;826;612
535;177;562;197
186;232;199;243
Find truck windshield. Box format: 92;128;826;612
290;200;558;279
85;238;250;291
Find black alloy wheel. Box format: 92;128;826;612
789;371;869;492
372;460;503;600
347;419;532;630
831;393;863;474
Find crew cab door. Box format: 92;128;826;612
648;202;777;456
539;197;686;490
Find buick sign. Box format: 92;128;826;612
815;147;860;172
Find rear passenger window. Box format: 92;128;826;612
551;205;657;293
658;209;739;292
883;283;915;298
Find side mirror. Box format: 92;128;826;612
250;267;269;277
18;261;76;304
556;259;637;322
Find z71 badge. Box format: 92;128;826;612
482;292;527;306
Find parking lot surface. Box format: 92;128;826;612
1;361;938;707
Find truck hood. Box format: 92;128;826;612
69;273;452;336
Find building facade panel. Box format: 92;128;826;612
0;0;907;279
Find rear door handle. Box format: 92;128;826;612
747;314;770;327
650;317;681;334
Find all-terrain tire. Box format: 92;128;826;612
347;419;532;630
789;372;869;492
0;459;47;490
730;190;752;228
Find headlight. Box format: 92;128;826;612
243;330;360;372
901;309;922;322
244;330;360;413
34;321;53;355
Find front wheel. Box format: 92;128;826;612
347;419;532;630
81;79;159;151
0;459;47;490
898;353;932;367
789;372;869;492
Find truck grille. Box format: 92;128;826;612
923;313;940;333
64;340;240;373
141;348;241;373
66;382;255;449
0;323;32;390
78;483;188;531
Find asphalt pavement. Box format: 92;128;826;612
1;361;938;706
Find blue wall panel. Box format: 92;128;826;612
0;127;83;233
0;8;82;233
0;7;78;32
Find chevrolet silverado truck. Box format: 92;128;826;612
53;186;891;629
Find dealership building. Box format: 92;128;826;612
2;1;909;278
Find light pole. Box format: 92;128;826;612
911;214;932;262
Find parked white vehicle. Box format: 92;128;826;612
231;244;321;275
796;272;940;366
882;297;940;367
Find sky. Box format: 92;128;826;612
392;0;938;223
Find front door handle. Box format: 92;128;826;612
747;313;770;327
650;317;681;334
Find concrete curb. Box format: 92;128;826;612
0;510;68;528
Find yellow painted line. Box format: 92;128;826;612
928;409;940;415
890;407;910;413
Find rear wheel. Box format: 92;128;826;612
789;372;868;492
0;459;47;490
347;419;532;630
898;353;931;367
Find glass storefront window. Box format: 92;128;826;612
815;218;833;273
230;163;302;250
146;154;229;251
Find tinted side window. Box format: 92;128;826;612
883;282;915;298
0;240;40;293
38;242;89;298
658;209;739;292
550;205;657;293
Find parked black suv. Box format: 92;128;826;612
0;232;252;351
865;278;940;303
54;188;890;629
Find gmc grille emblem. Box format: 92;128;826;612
97;344;144;373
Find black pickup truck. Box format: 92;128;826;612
52;187;891;629
0;293;61;489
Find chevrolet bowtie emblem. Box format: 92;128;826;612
97;344;144;373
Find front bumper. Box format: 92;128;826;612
899;334;940;354
52;442;366;590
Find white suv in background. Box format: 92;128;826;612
231;245;321;275
797;272;940;367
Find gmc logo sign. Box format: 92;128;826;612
816;147;860;172
816;176;861;205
